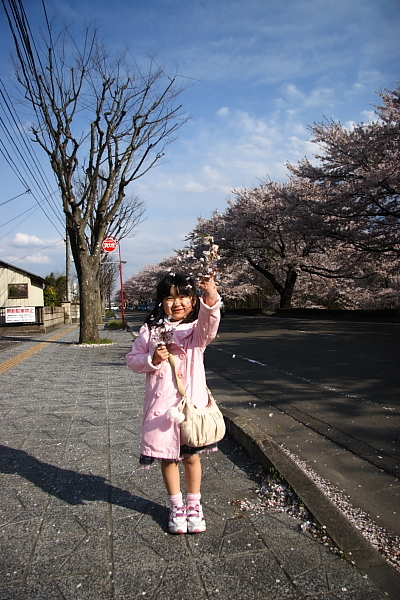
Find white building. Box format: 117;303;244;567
0;260;45;324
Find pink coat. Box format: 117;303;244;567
126;297;221;460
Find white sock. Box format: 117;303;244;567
169;492;183;508
187;492;201;507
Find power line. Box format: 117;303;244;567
0;136;64;238
2;0;45;126
0;205;40;241
0;189;58;231
0;0;76;286
0;81;65;235
0;202;38;229
0;237;64;263
0;189;30;207
0;0;66;238
0;237;63;258
0;80;62;219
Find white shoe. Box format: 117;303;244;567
187;504;206;533
168;506;187;534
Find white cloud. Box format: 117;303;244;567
344;121;357;131
202;165;223;181
286;136;316;159
217;107;230;117
277;84;335;110
11;233;44;247
24;254;52;264
361;110;378;123
4;252;52;267
181;180;208;194
136;103;310;218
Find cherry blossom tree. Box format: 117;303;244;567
287;86;400;266
124;86;400;312
189;183;343;308
191;178;392;309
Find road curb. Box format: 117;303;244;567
221;407;400;600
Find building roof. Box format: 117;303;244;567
0;260;46;285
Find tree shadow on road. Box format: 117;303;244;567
0;444;168;530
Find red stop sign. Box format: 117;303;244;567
102;237;117;252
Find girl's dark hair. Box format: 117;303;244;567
145;273;199;327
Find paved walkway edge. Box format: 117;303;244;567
221;407;400;600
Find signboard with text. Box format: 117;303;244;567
5;307;36;323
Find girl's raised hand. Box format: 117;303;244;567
198;274;218;307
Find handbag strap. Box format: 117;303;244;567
167;351;186;397
168;351;214;408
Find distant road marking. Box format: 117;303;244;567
212;346;395;411
295;330;335;335
0;325;78;375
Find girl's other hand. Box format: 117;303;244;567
152;344;169;365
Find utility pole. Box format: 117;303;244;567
66;228;71;302
101;236;126;329
63;227;72;324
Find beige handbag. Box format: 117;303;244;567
167;353;226;447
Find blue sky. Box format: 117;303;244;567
0;0;399;283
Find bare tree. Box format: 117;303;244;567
3;2;188;342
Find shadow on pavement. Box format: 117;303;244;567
0;444;168;530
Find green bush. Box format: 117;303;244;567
44;273;67;306
105;319;123;330
44;286;58;306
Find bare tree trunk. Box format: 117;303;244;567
246;255;298;309
280;270;297;308
96;296;103;323
78;258;101;343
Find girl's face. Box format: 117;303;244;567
162;286;196;321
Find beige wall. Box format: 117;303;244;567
0;266;44;307
42;306;65;330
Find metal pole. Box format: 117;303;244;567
118;241;126;330
65;227;71;302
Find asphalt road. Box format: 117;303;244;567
199;313;400;538
205;314;400;476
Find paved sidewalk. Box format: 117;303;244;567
0;326;390;599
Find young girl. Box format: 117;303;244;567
126;273;221;534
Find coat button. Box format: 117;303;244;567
179;354;185;359
156;391;162;397
178;373;184;378
154;410;161;416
